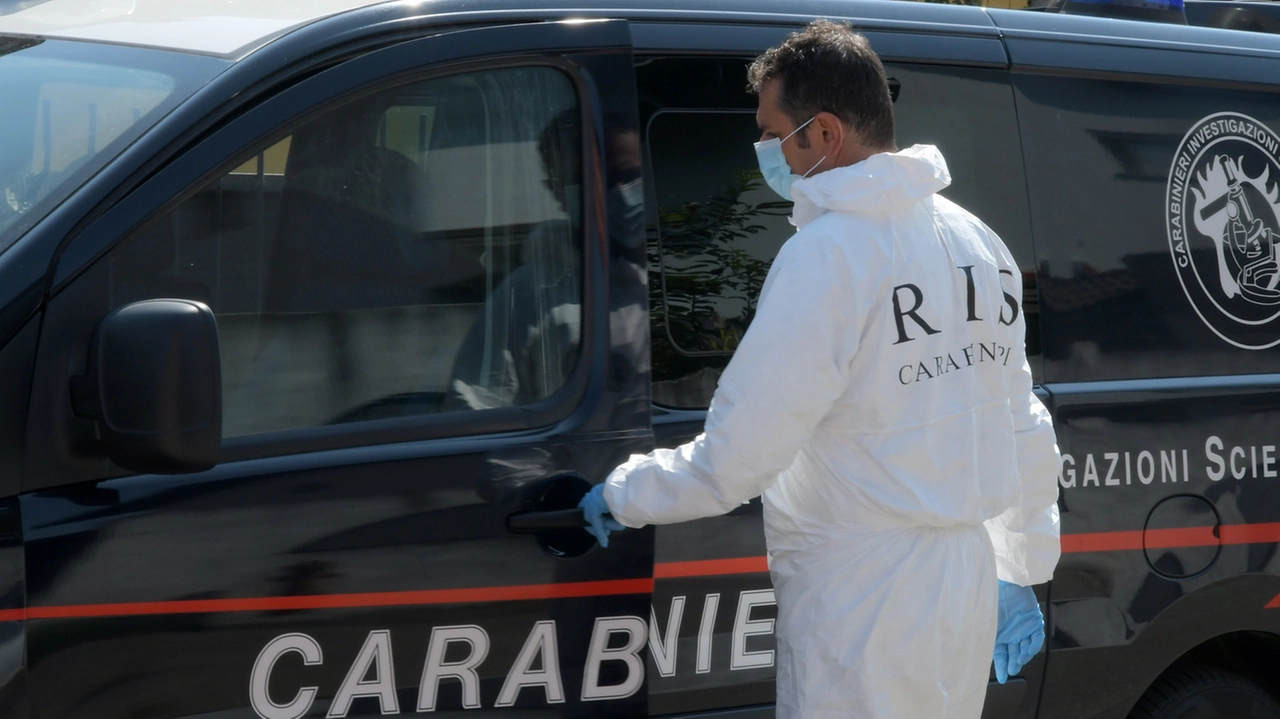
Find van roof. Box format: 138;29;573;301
0;0;996;57
3;0;1271;61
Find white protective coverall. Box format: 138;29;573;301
602;144;1060;718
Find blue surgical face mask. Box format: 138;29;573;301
753;116;827;201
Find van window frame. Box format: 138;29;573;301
25;24;629;489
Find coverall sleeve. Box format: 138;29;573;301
984;272;1062;587
602;232;856;528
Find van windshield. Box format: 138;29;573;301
0;37;227;254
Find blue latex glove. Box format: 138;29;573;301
579;484;625;548
993;580;1045;684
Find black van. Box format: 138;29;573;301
1;0;1280;717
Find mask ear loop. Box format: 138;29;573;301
785;116;826;179
781;115;817;144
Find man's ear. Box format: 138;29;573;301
815;111;846;154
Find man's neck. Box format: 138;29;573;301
835;143;898;168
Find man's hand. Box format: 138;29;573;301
993;580;1045;684
579;484;625;548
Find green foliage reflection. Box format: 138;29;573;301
649;169;792;389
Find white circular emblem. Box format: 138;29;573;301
1167;111;1280;349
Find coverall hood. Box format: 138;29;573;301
789;143;952;228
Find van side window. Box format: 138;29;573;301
107;66;583;438
644;60;1040;410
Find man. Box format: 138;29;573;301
450;107;584;410
580;19;1061;718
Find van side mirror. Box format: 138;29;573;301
71;299;222;474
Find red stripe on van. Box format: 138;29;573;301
1219;522;1280;545
653;556;769;578
1060;530;1145;553
1144;526;1220;548
9;522;1280;622
1061;522;1280;553
11;578;653;621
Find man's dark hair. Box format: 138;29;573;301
538;107;583;205
747;19;895;150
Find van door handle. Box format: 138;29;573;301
503;472;595;557
506;507;587;532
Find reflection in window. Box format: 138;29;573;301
0;39;219;252
647;111;792;409
108;66;582;437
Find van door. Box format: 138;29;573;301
20;20;652;718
